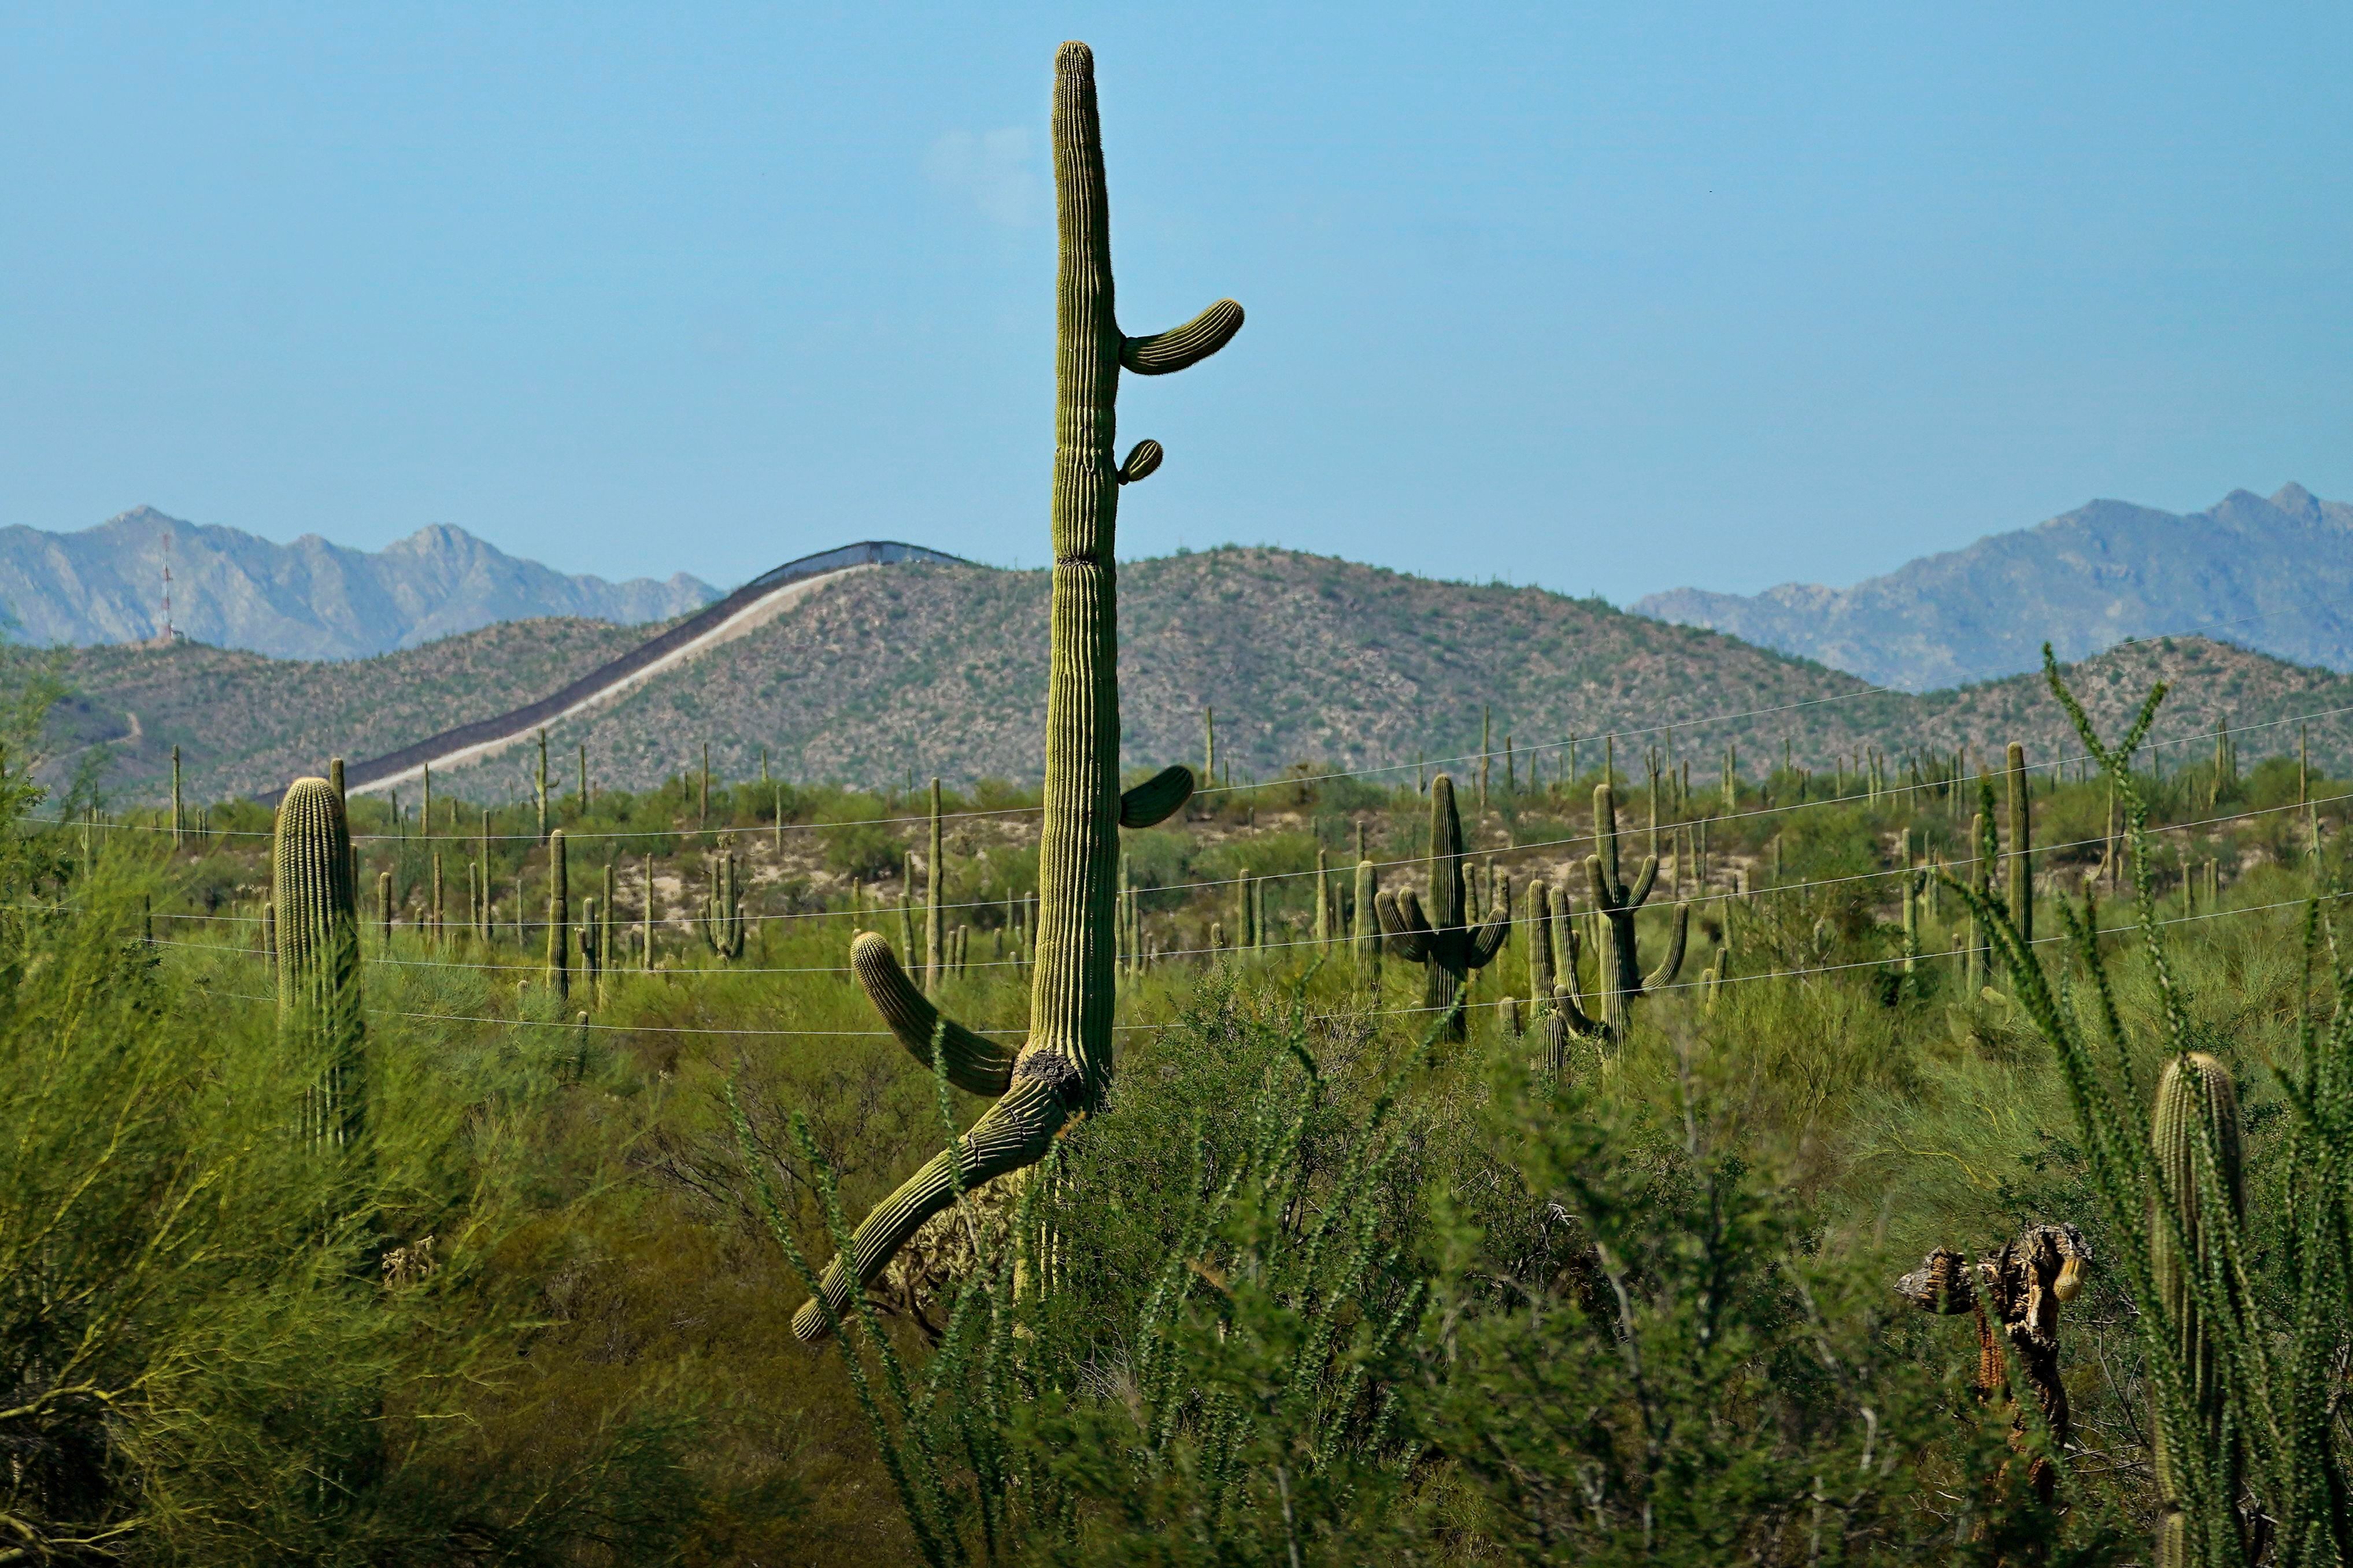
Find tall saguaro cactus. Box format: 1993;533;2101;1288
2006;740;2033;947
1375;774;1509;1041
1586;781;1689;1039
274;777;364;1147
790;40;1240;1343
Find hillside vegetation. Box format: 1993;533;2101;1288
43;546;2353;807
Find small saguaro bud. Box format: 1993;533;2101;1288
1116;439;1164;484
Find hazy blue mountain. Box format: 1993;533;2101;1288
0;506;719;659
1633;484;2353;691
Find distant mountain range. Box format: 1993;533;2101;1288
47;546;2353;806
0;507;719;659
1634;484;2353;691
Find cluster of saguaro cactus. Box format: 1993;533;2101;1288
1376;774;1508;1042
698;840;746;959
787;40;1240;1343
1526;877;1596;1074
1585;781;1688;1038
275;776;365;1148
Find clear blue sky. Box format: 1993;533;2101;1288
3;3;2347;603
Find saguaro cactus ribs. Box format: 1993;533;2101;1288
789;40;1241;1342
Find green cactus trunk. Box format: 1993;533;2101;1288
535;729;549;842
1967;810;1989;988
1353;854;1379;988
171;744;184;848
642;854;656;972
790;40;1237;1343
2151;1052;2246;1568
925;777;945;992
600;862;615;997
2006;741;2033;947
546;828;569;1002
580;896;600;995
1314;848;1330;950
275;777;364;1148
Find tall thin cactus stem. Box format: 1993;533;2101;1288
789;40;1237;1343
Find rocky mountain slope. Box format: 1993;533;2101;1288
1634;484;2353;691
37;547;2353;806
0;506;717;659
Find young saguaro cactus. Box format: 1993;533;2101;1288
2151;1052;2245;1568
1375;773;1509;1042
925;777;945;992
546;828;569;1002
274;777;364;1148
1586;781;1689;1039
790;40;1238;1343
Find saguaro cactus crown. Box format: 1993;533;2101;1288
1586;781;1689;1038
1375;773;1508;1041
791;40;1240;1343
273;777;364;1146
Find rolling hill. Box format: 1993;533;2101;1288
35;546;2353;807
1634;483;2353;691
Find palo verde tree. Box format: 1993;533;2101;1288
1375;772;1508;1041
789;40;1241;1341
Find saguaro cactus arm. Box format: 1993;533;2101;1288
1121;299;1245;375
791;40;1240;1343
1377;887;1434;963
1642;902;1690;991
1115;440;1164;485
793;1057;1083;1333
1119;763;1194;827
1467;875;1512;967
849;932;1019;1095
